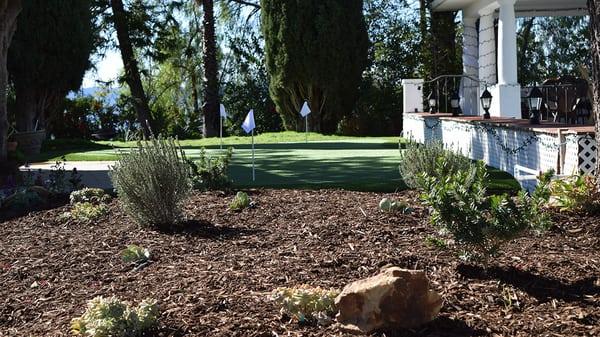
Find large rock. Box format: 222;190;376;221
335;267;442;334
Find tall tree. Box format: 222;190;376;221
261;0;369;133
196;0;220;137
0;0;20;162
8;0;95;133
588;0;600;179
110;0;152;137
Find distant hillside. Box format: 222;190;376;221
68;87;119;106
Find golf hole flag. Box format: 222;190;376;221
220;104;228;118
242;109;255;134
219;104;227;149
300;101;311;117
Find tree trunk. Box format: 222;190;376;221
198;0;219;138
110;0;152;138
589;0;600;180
0;0;21;162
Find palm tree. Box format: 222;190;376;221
196;0;219;137
588;0;600;180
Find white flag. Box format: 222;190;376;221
300;101;311;117
220;104;227;118
242;109;255;134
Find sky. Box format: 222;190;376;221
82;50;123;88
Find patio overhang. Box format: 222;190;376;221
432;0;588;17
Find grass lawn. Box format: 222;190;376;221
34;132;520;192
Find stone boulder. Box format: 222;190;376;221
335;267;442;334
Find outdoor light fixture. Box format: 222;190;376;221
428;91;437;114
527;86;543;125
480;88;492;119
450;91;460;117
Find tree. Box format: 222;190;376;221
588;0;600;180
8;0;95;133
110;0;153;137
0;0;20;162
261;0;369;133
196;0;220;137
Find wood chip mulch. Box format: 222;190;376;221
0;189;599;337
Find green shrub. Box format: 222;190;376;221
550;174;600;213
229;191;250;211
71;296;159;337
109;137;192;228
378;197;412;214
399;140;472;189
418;159;550;261
70;188;111;204
187;147;233;191
272;285;339;325
121;245;151;265
1;188;43;211
68;202;108;222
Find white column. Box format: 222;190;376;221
461;16;479;115
478;10;496;86
401;79;424;114
497;0;518;85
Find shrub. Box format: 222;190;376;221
418;159;550;261
550;174;600;213
109;137;192;228
272;285;339;325
71;296;159;337
378;197;412;214
229;191;250;211
70;188;111;204
121;245;151;265
187;147;233;191
68;202;108;222
399;140;472;189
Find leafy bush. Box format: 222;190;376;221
0;188;44;211
229;191;250;211
70;188;111;204
71;296;159;337
272;285;339;325
378;197;412;214
418;159;550;261
399;140;472;189
121;245;151;265
550;174;600;213
187;147;233;191
109;137;192;228
67;202;108;222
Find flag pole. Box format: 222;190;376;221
305;115;308;143
251;129;255;181
220;115;223;150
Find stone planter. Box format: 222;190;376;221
12;130;46;156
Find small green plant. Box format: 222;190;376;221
418;159;550;261
378;198;412;214
399;140;472;190
549;174;600;213
272;285;339;325
71;296;159;337
70;188;111;204
121;245;151;265
109;136;192;228
187;147;233;191
424;236;448;250
1;188;43;211
48;157;67;194
229;191;250;211
68;202;109;222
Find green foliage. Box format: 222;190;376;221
187;148;233;191
1;188;43;211
109;137;192;228
68;202;109;222
378;197;412;214
399;141;472;190
418;160;550;261
121;245;151;265
272;285;339;325
261;0;369;133
71;296;159;337
229;191;250;211
70;188;111;205
550;174;600;213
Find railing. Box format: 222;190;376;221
423;75;487;114
521;84;592;125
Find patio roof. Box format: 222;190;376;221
431;0;588;17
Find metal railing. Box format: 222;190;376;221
423;75;487;114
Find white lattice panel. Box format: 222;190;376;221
578;137;597;175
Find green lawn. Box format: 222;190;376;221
34;132;520;192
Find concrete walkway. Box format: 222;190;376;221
21;161;115;189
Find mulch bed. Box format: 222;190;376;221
0;189;599;337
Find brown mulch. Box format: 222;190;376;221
0;189;599;337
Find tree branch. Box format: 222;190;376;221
228;0;260;10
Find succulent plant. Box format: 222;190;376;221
229;191;250;211
69;202;109;222
121;245;151;265
272;285;339;325
70;188;111;205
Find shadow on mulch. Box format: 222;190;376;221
155;219;265;240
457;264;600;303
375;316;487;337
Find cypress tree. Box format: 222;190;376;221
261;0;369;133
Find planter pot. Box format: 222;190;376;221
7;141;18;152
12;130;46;156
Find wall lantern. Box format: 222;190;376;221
428;91;437;114
527;86;543;125
480;88;492;119
450;91;460;117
